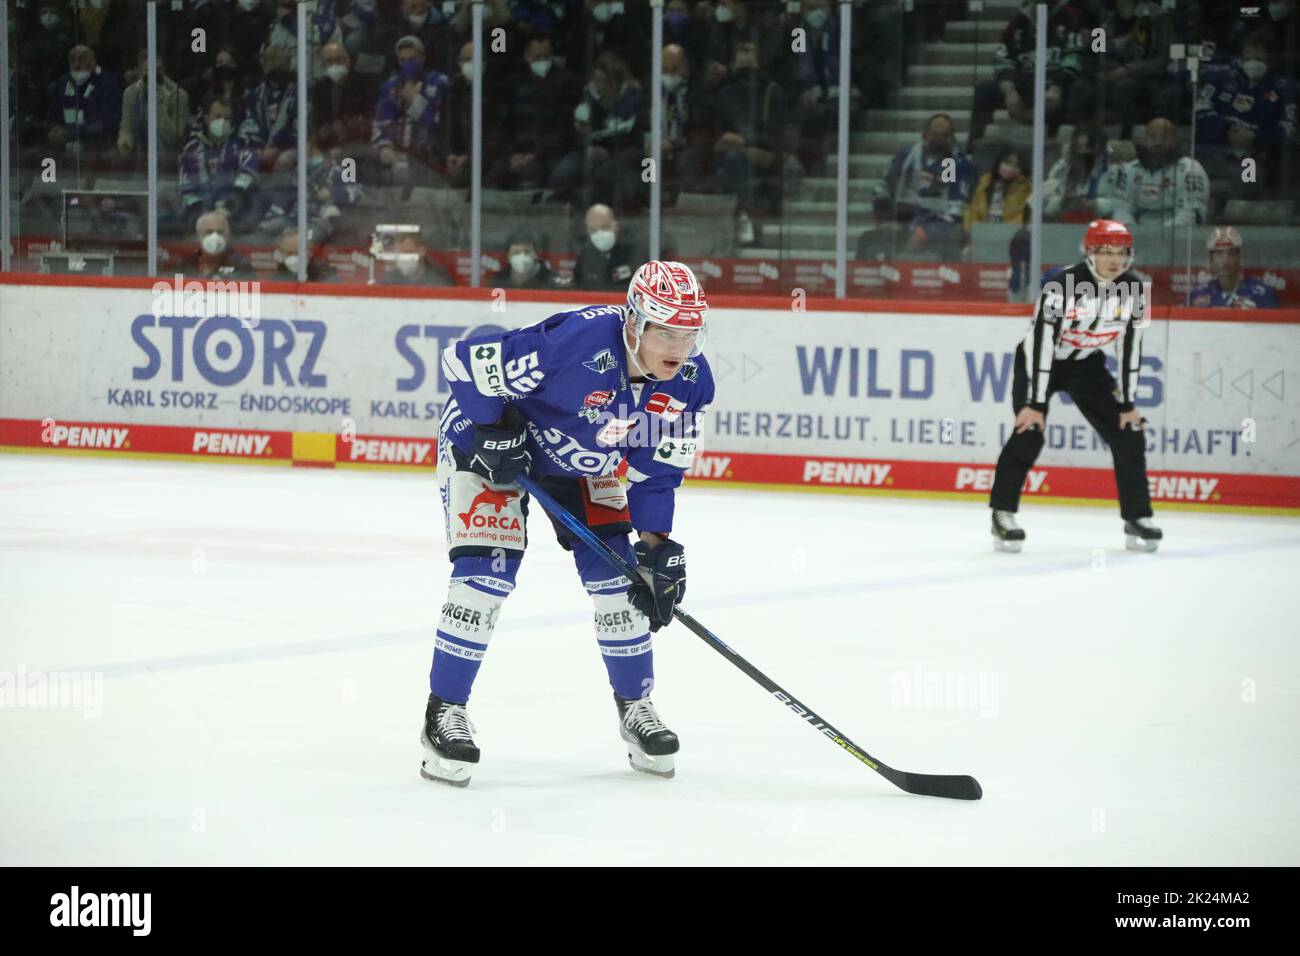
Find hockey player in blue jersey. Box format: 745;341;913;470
1186;227;1281;309
420;261;715;786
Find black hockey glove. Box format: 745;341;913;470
468;406;531;484
627;537;686;631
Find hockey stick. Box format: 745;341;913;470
516;475;983;801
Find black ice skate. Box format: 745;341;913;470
615;694;679;778
420;694;480;787
991;509;1025;553
1124;517;1162;553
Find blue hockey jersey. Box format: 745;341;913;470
440;306;716;533
1186;276;1280;309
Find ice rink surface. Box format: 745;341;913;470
2;454;1297;865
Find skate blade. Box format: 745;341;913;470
627;750;675;778
992;536;1023;553
1126;535;1159;553
419;756;474;787
420;733;476;787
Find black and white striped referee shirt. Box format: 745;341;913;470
1021;261;1149;412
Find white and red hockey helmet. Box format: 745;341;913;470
1206;226;1243;251
1083;218;1134;272
625;260;708;356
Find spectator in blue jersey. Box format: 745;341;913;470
179;98;261;234
46;45;122;159
1186;227;1280;309
257;140;359;240
1195;31;1297;190
239;45;300;175
861;113;975;259
372;35;453;186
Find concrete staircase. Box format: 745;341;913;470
748;1;1026;259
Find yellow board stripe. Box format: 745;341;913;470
292;431;336;464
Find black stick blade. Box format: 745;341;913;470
898;773;983;801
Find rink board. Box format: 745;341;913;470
2;277;1298;511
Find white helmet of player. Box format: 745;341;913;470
624;260;708;380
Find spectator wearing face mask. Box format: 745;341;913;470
117;51;191;164
373;35;453;186
379;234;455;285
445;42;505;189
860;113;975;260
549;52;646;207
712;41;788;230
703;0;753;88
492;232;556;289
655;43;714;205
572;203;634;289
176;210;255;280
47;45;122;157
661;0;709;78
193;50;248;135
179;97;261;234
272;226;338;282
964;148;1032;245
310;43;376;152
1098;117;1210;226
23;1;76;94
487;35;583;190
1195;31;1297;190
267;0;344;79
383;0;455;75
581;1;651;80
239;46;301;174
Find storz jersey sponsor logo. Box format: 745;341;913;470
469;342;544;398
529;424;623;473
583;349;618;373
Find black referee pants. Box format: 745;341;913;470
990;350;1154;519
